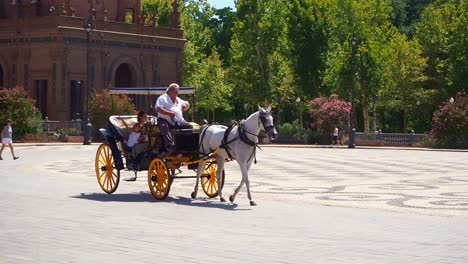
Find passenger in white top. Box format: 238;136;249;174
127;123;142;148
154;83;192;153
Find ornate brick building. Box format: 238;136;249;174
0;0;185;120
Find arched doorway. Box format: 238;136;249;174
0;64;3;87
114;63;133;87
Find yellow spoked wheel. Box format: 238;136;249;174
201;161;225;198
148;158;172;200
95;144;120;194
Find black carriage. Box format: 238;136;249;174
94;87;224;200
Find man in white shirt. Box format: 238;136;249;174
155;83;192;152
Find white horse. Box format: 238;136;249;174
191;105;278;206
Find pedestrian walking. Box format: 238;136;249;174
332;127;339;145
0;119;19;160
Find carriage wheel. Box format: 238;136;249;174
201;161;225;198
95;144;120;194
148;158;171;200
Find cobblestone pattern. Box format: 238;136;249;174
41;146;468;217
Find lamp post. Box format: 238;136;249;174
296;97;303;128
83;17;93;145
348;36;358;148
276;95;282;129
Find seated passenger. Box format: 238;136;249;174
154;83;192;153
126;123;143;154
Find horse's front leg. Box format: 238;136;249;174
191;160;206;199
230;160;256;205
229;178;244;203
216;157;226;202
243;161;256;206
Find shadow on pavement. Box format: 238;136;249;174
71;192;247;210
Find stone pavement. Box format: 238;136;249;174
0;144;467;263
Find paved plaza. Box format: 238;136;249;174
0;144;467;263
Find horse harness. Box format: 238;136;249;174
198;112;273;164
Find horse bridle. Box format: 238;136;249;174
259;111;275;135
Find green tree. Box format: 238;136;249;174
389;0;435;36
89;89;136;132
230;0;293;116
181;0;234;122
287;0;327;98
416;0;468;102
141;0;173;27
0;87;43;136
323;0;393;133
379;30;429;132
323;0;428;133
190;51;232;122
209;7;236;66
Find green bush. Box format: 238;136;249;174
56;127;81;137
278;120;307;141
0;87;43;136
89;89;136;131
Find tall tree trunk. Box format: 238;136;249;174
403;110;407;133
361;93;370;134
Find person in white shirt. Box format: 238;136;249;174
0;119;19;160
332;127;339;145
127;123;142;149
155;83;192;153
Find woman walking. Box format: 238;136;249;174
0;119;19;160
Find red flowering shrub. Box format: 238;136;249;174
89;89;136;131
308;94;351;143
0;87;43;136
429;92;467;148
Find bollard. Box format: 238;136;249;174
348;128;356;148
410;130;415;146
44;116;49;133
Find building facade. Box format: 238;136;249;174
0;0;185;120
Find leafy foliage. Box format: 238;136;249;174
278;119;307;141
141;0;173;27
56;127;81;137
415;0;468;101
0;87;43;136
89;89;136;130
429;92;467;148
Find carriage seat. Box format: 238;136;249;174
171;123;201;152
108;115;138;141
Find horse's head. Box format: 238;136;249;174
258;104;278;140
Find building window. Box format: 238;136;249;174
69;80;83;120
35;80;48;118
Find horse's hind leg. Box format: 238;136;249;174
216;158;226;202
191;160;206;199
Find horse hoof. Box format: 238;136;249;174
250;201;257;206
229;195;235;202
191;192;197;199
220;197;226;202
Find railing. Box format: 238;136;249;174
353;132;428;146
42;117;83;134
